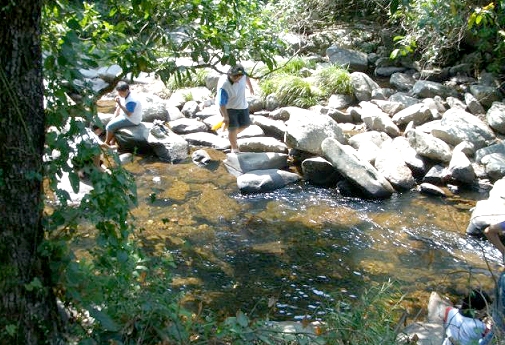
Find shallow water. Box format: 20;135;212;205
98;149;504;321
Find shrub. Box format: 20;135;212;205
389;0;505;72
260;74;318;108
315;65;353;96
279;57;317;76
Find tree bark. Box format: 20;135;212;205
0;1;64;344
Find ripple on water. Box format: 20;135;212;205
75;153;502;321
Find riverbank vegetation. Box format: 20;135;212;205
2;0;504;343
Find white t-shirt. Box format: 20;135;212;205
119;92;143;125
443;307;488;345
216;74;248;110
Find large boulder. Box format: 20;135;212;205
147;122;189;163
375;141;416;191
301;157;343;187
326;46;369;73
349;72;380;101
406;129;452;163
285;107;346;155
321;137;395;199
237;137;289;154
115;123;153;154
431;107;496;149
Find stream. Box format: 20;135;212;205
76;149;504;321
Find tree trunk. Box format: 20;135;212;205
0;2;64;344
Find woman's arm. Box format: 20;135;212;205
246;76;254;96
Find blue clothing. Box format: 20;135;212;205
106;116;136;133
125;101;137;114
217;88;229;107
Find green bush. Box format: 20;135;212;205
260;74;318;108
315;65;353;97
279;57;317;76
389;0;505;72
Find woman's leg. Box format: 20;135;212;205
105;117;135;145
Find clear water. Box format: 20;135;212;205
111;150;503;320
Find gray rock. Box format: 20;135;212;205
422;165;447;185
285;107;346;155
406;129;452;162
389;72;416;92
301;157;342;186
237;136;288;153
447;148;476;185
183;132;230;150
327;46;369;72
469;84;503;109
392;103;433;126
169;118;208;134
433;108;496;149
350;72;380;101
482;153;505;181
223;152;289;176
486;101;505;134
147;124;189;163
412;80;458;99
464;92;486;115
419;182;447;197
237;169;301;194
191;149;212;166
328;93;355;110
252;115;287;141
321;137;395;199
375;141;416;191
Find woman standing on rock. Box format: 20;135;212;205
216;64;254;154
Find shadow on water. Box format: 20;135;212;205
90;150;504;320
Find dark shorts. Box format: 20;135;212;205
227;108;251;130
500;221;505;231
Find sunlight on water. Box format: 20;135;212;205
77;152;504;321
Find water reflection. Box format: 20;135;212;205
121;150;502;320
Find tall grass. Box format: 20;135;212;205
166;68;208;90
315;65;353;97
321;280;405;344
258;57;352;108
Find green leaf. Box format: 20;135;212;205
89;307;120;332
68;170;81;194
391;0;399;14
24;277;43;292
236;310;249;327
